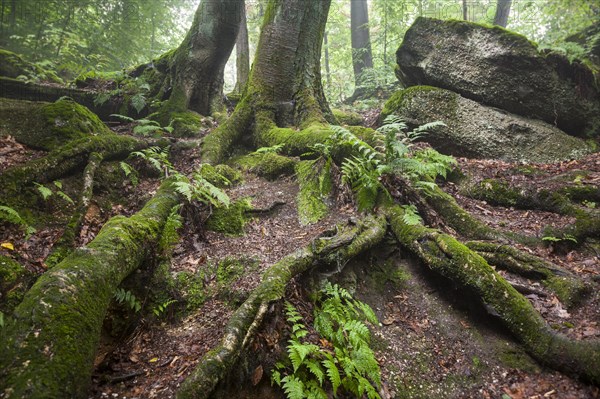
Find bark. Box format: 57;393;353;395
350;0;374;95
324;30;332;89
167;0;243;115
386;205;600;386
493;0;512;27
202;0;333;164
234;3;250;94
177;214;387;398
45;152;104;268
462;0;468;20
0;180;182;399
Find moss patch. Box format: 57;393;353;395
332;108;363;126
197;164;243;188
205;198;253;236
296;159;333;225
0;49;62;84
230;152;297;180
0;255;33;315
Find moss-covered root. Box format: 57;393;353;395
0;180;181;399
386;205;600;385
424;184;534;243
465;241;590;307
296;159;333;225
0;134;145;197
46;152;104;268
176;214;387;399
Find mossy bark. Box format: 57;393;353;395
201;0;333;164
177;214;387;399
0;180;181;399
386;205;600;385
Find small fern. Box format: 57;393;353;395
173;166;230;208
119;161;139;186
272;283;381;399
131;146;174;177
0;205;35;237
114;288;142;312
400;204;423;226
255;144;285;154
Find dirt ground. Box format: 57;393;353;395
1;130;599;399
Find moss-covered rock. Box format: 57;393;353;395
0;49;62;84
0;97;112;151
332;108;363;126
230;152;297;180
381;86;594;163
396;18;600;137
197;164;243;188
205;199;253;236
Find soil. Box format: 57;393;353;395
1;129;599;399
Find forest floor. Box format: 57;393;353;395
1;114;599;399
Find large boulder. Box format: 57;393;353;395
395;18;600;137
381;86;596;163
0;97;112;151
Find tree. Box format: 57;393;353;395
493;0;512;27
234;2;250;94
350;0;374;96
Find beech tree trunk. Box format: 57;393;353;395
350;0;374;95
234;3;250;94
493;0;512;27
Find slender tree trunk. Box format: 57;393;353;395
462;0;468;20
234;3;250;94
55;3;74;57
167;0;243;115
493;0;512;27
324;30;331;90
350;0;374;94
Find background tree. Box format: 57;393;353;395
350;0;374;97
493;0;512;27
234;2;250;94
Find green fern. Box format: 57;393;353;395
272;283;381;399
114;288;142;312
173;167;230;209
401;204;423;226
0;205;36;237
255;144;285;154
119;161;139;186
131;146;174;176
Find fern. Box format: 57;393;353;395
34;183;53;200
131;146;174;176
119;161;139;186
401;204;423;226
255;144;285;154
131;93;147;114
173;167;230;209
114;288;142;312
0;205;36;237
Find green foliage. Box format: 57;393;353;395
110;114;174;137
159;205;183;253
400;204;423;226
335;117;455;210
119;161;139;186
114;288;142;313
255;144;285;154
152;298;177;318
542;234;578;244
131;146;174;177
0;311;4;328
272;283;381;399
173;166;231;209
0;206;36;237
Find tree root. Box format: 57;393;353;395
176;214;387;399
0;135;147;197
386;205;600;386
465;241;590;307
45;152;104;268
0;179;182;399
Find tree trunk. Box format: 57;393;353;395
202;0;333;163
234;3;250;94
0;180;182;399
350;0;374;96
324;30;332;90
493;0;512;27
167;0;243;116
462;0;468;20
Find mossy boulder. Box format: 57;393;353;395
0;97;112;151
205;199;253;236
396;18;600;137
332;108;363;126
0;49;62;84
382;86;595;163
229;152;297;180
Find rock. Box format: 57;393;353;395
395;17;600;137
0;49;63;84
0;97;112;151
381;86;595;163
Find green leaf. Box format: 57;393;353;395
34;183;53;200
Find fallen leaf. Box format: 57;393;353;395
149;357;159;363
251;365;263;386
1;242;14;250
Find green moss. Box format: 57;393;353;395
0;49;62;84
332;108;363;126
497;346;540;372
169;111;204;137
205;199;253;236
0;255;33;314
296;159;332;225
216;257;246;286
197;164;243;188
381;86;441;119
229;152;297;180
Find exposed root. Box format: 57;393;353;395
176;214;387;399
466;241;590;307
0;179;182;399
386;204;600;386
46;152;104;267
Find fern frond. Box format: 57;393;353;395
281;376;305;399
401;204;423;226
322;358;341;395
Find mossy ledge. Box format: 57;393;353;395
386;205;600;385
0;179;181;399
177;215;387;399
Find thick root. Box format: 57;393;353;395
0;179;181;399
386;205;600;385
465;241;590;307
176;214;387;399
